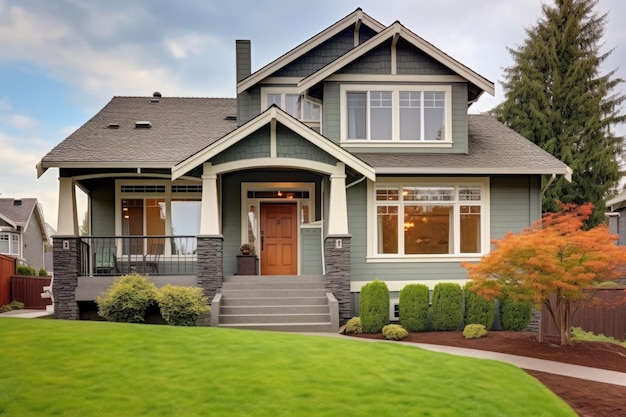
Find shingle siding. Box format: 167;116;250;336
338;41;392;74
276;124;338;164
396;38;456;75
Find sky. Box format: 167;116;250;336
1;0;625;230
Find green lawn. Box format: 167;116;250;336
0;319;575;417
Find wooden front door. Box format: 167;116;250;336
260;203;297;275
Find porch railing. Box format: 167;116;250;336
80;236;197;276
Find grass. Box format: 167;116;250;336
571;326;626;347
0;319;575;417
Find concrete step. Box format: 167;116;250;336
220;305;330;315
222;281;325;290
219;322;335;332
219;313;331;325
224;275;325;284
221;296;328;307
221;288;327;298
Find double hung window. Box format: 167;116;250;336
374;181;485;257
343;86;450;142
0;233;20;256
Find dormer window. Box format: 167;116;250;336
341;85;451;144
262;88;321;131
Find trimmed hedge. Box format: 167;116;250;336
431;283;463;331
463;282;495;330
359;280;389;333
399;283;429;332
157;285;210;326
97;275;158;323
500;296;533;331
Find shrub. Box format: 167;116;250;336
399;284;429;332
430;283;463;331
382;324;408;340
464;282;495;330
344;317;362;334
38;268;48;276
359;280;389;333
500;296;533;331
463;324;488;339
157;285;210;326
0;300;25;313
16;265;36;276
97;275;158;323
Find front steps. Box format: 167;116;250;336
212;275;338;332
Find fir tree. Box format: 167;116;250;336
495;0;625;227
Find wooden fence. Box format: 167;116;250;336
540;287;626;340
0;255;16;306
10;275;52;310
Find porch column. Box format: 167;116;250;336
52;237;80;320
57;177;78;236
200;163;220;235
324;235;351;323
327;163;349;235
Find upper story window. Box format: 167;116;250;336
341;85;451;143
262;88;321;131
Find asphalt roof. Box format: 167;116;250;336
0;198;38;226
39;97;569;177
39;96;237;170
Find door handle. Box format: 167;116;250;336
261;230;265;251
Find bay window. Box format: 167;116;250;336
374;182;486;257
343;85;450;142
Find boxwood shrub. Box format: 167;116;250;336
431;283;463;331
382;324;409;340
500;296;533;331
344;317;362;334
463;282;495;330
399;283;429;332
157;285;210;326
359;280;389;333
97;274;158;323
463;323;488;339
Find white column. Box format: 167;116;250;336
327;163;349;235
200;163;220;235
57;177;78;235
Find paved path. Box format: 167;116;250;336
0;309;52;318
304;333;626;387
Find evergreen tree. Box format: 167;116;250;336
495;0;625;227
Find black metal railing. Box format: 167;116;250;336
80;236;197;276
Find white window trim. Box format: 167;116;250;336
366;177;490;263
0;232;21;257
340;84;452;145
261;87;322;125
115;179;202;257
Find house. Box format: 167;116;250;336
0;198;50;272
37;9;571;328
606;191;626;245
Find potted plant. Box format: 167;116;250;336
240;243;253;255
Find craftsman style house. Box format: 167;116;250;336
0;198;49;272
38;9;570;329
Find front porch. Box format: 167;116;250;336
51;234;352;328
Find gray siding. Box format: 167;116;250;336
322;82;341;141
490;175;541;239
396;38;456;75
90;179;116;236
221;174;242;276
338;41;391;74
348;175;542;286
211;126;271;164
273;27;356;78
276;124;337;164
22;220;44;270
301;227;323;274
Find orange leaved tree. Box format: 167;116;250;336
463;203;626;345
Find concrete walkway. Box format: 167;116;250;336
0;309;53;318
304;333;626;387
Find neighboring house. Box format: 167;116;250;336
0;198;49;272
606;191;626;245
37;9;571;326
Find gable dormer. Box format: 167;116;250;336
237;11;494;155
